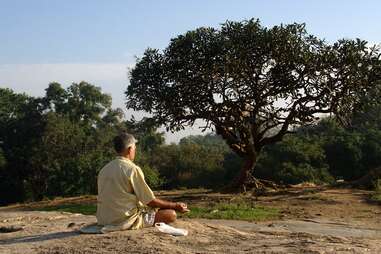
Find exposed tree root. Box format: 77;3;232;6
221;173;279;194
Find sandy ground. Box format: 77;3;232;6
0;187;380;254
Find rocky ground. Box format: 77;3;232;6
1;187;380;254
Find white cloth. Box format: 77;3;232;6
155;222;188;236
143;211;156;227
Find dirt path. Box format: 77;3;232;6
256;188;381;227
202;218;381;239
0;187;380;253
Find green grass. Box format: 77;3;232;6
36;203;96;215
36;202;279;221
180;203;279;221
370;193;381;203
370;179;381;203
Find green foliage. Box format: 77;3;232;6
0;83;121;204
139;165;163;190
127;18;380;189
131;122;166;189
29;112;118;198
249;111;381;185
0;148;5;168
181;203;279;221
0;88;30;123
153;134;232;188
135;146;164;189
370;179;381;203
44;82;112;124
300;117;381;182
374;179;381;192
0;88;45;204
276;163;333;185
371;193;381;203
256;135;333;184
351;82;381;130
324;131;365;180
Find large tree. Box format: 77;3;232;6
126;19;381;189
44;81;112;125
0;88;45;202
0;83;121;202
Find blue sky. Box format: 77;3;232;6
1;0;380;142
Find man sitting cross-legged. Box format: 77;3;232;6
96;132;189;232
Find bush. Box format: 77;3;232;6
153;135;231;189
255;135;333;185
276;163;333;185
140;165;164;189
323;131;365;180
374;179;381;192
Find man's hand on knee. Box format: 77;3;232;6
174;202;190;213
147;198;190;213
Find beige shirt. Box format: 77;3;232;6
96;156;156;231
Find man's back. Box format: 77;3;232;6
96;156;155;229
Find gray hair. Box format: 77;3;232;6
113;132;138;153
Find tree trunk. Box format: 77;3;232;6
223;154;278;193
234;157;256;188
226;156;264;192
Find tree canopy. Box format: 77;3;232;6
126;19;381;188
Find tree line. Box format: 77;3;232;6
1;81;381;205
